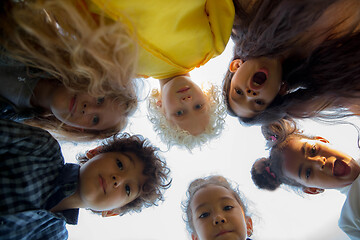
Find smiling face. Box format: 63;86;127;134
228;57;283;118
282;137;360;189
50;85;125;131
79;152;147;211
190;185;251;240
160;76;210;135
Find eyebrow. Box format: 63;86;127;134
298;143;307;179
194;196;234;213
122;152;141;196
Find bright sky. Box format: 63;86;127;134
64;41;355;240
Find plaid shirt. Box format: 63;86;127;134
0;119;80;240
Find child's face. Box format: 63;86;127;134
228;57;282;118
79;152;147;211
282;137;360;189
160;76;210;135
190;185;250;240
50;86;125;131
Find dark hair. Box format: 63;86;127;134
78;132;172;216
182;175;250;235
251;117;314;191
223;0;360;125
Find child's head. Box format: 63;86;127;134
77;132;171;216
148;76;226;150
251;118;360;193
183;176;253;240
223;57;285;122
1;0;139;130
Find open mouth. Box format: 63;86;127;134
177;87;190;93
333;159;351;177
252;69;268;87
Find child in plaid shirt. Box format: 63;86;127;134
0;119;171;240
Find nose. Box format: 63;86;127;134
111;174;124;188
245;88;258;97
314;156;326;169
213;215;226;225
181;96;192;102
81;103;97;115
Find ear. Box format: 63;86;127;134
191;233;199;240
85;146;103;159
101;210;119;217
156;99;162;108
246;217;253;237
314;136;330;144
302;187;324;195
229;59;244;72
278;82;288;96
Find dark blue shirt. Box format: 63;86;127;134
0;119;79;240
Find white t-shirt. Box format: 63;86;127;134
339;175;360;240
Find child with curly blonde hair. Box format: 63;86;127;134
85;0;234;149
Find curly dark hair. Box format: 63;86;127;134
78;132;172;216
250;117;315;191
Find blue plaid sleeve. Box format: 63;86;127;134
0;119;60;158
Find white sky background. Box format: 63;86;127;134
63;41;357;240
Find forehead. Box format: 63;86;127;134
191;185;238;209
282;138;308;177
96;99;125;130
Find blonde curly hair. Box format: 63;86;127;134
147;83;226;151
0;0;139;140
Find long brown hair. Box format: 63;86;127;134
224;0;360;125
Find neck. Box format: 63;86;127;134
50;188;84;213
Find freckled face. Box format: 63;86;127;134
50;86;125;130
190;185;250;240
160;76;210;135
282;138;360;189
79;152;147;211
228;57;282;118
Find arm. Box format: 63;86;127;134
0;119;59;157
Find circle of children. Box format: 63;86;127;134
1;0;360;239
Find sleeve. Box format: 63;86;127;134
0;119;60;158
339;179;360;240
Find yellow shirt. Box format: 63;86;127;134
88;0;234;79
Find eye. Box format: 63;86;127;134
305;168;311;179
175;110;184;116
199;212;210;219
116;159;123;170
255;99;265;105
310;145;318;156
235;88;243;96
223;205;234;211
97;97;105;105
92;115;99;125
125;185;131;196
195;104;203;110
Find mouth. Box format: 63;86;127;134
99;175;106;194
215;230;232;237
250;68;268;89
177;87;190;93
333;159;351;177
69;95;77;115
